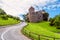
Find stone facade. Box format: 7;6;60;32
27;7;47;22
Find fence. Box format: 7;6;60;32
22;28;60;40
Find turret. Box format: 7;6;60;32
29;6;35;13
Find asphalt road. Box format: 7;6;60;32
0;22;31;40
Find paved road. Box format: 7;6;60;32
0;22;31;40
0;28;7;40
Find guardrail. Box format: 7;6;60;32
22;28;60;40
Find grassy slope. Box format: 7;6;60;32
0;18;20;26
23;22;60;40
0;9;20;26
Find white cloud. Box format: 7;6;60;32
46;5;57;10
0;0;58;17
42;2;60;10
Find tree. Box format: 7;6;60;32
49;18;53;22
22;14;27;20
54;15;60;29
0;9;6;15
1;15;8;20
43;12;49;21
13;17;20;21
22;13;29;22
50;15;60;29
7;15;13;18
50;18;55;26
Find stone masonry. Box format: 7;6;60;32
27;6;47;22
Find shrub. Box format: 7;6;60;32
7;15;13;18
50;15;60;29
1;16;8;20
50;18;55;26
16;17;20;21
0;9;6;15
43;12;49;21
49;18;53;22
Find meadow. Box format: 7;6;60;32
22;22;60;40
0;17;20;26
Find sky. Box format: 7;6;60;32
0;0;60;19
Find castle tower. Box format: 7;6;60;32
29;6;35;13
27;7;44;22
28;6;38;22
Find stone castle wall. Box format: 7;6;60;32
27;7;44;22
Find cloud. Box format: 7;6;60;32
46;5;57;10
0;0;58;17
41;1;60;10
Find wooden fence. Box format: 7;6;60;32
22;28;60;40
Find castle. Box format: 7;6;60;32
27;7;49;22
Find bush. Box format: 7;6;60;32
50;15;60;29
7;15;13;18
1;16;8;20
49;18;53;22
14;17;20;20
50;18;55;26
0;8;20;21
43;12;49;21
0;9;6;15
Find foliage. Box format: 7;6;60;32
0;18;20;26
43;12;49;21
0;9;6;15
22;14;29;22
7;15;13;18
50;15;60;29
50;18;55;26
16;17;20;21
0;8;20;26
0;9;8;20
49;18;53;22
54;15;60;29
13;17;20;21
1;15;8;20
7;15;20;21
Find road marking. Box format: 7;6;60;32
1;23;27;40
1;22;22;40
1;28;12;40
1;22;26;40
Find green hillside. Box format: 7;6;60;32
22;22;60;40
0;8;20;26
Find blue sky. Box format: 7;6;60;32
45;0;60;18
34;0;60;18
46;7;60;18
0;0;60;19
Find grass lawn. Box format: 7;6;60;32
0;18;20;26
22;21;60;40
